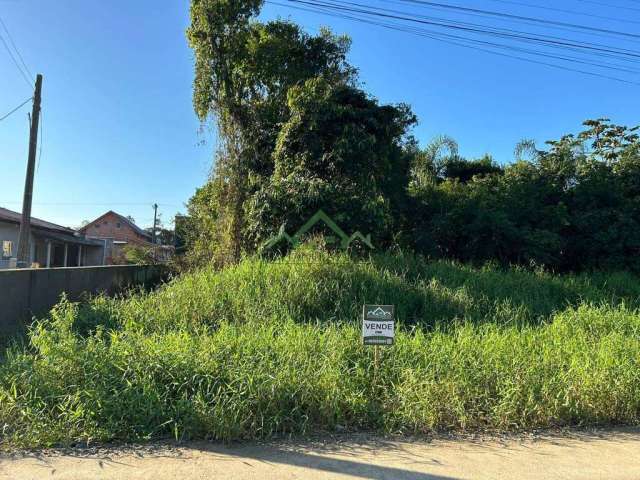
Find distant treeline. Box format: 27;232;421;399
407;121;640;271
184;0;640;272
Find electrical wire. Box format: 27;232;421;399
374;17;640;84
0;14;34;81
350;0;640;47
320;0;640;62
392;0;640;40
325;4;640;72
420;28;640;85
575;0;640;13
268;0;640;85
0;96;32;122
0;31;32;88
479;0;640;25
286;0;640;58
383;21;640;74
270;0;637;79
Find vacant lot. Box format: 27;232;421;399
1;247;639;448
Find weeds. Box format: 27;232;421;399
1;247;639;448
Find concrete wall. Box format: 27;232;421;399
0;264;166;337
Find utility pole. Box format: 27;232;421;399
151;203;158;263
152;203;158;245
16;74;43;268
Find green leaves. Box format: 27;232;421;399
243;78;415;249
409;120;640;271
186;0;640;273
187;0;361;263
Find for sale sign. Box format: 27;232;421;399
363;305;395;346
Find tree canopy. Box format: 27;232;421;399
186;0;640;272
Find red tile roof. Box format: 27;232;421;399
79;210;152;240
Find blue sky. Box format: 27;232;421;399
1;0;638;229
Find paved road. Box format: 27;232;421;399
2;429;640;479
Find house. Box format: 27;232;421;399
0;206;105;269
79;211;155;264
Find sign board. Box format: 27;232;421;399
363;304;395;346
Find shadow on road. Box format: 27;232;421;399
195;441;459;480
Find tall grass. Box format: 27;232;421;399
66;248;640;333
1;247;639;448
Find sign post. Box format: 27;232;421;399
362;305;395;381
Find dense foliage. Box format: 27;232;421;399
187;0;361;264
2;248;640;447
410;121;640;271
185;1;640;272
245;78;415;248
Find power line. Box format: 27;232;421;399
370;16;640;85
322;0;640;64
360;0;640;49
0;31;32;88
392;0;640;40
0;96;32;122
268;0;640;85
275;0;640;63
335;5;640;80
389;22;640;74
332;0;640;51
339;5;640;73
282;0;640;62
0;14;34;81
419;28;640;86
479;0;640;25
575;0;640;13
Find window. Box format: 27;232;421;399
2;240;13;258
116;222;121;228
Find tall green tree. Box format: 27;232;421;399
187;0;355;263
245;77;416;249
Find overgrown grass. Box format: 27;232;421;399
65;248;640;333
1;247;639;448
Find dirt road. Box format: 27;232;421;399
1;429;639;479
